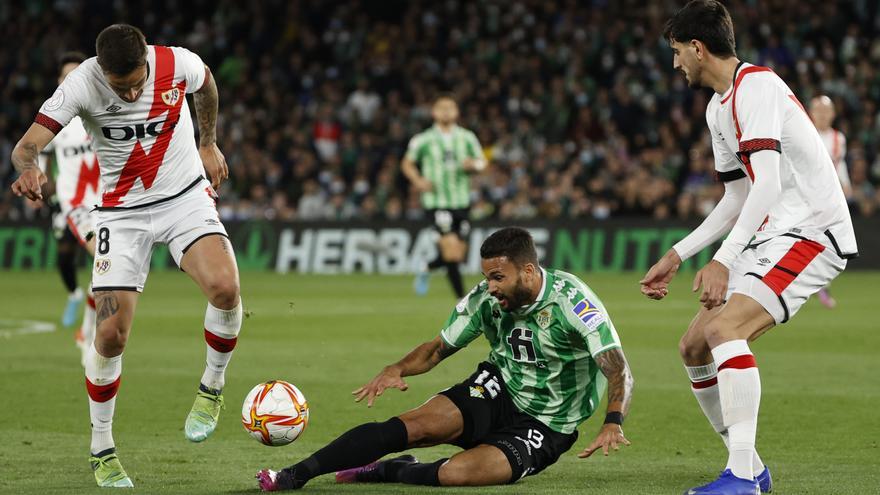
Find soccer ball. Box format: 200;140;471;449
241;380;309;446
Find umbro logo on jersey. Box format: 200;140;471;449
106;104;121;113
758;258;772;265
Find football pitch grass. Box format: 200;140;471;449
0;269;877;494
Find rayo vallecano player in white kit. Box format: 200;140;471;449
640;1;858;494
39;52;102;365
809;95;853;309
11;24;243;488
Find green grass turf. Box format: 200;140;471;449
0;269;878;494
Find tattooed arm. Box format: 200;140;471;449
597;347;634;418
11;123;56;201
579;347;634;458
193;67;228;189
353;336;460;407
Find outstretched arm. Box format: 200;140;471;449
193;68;228;189
11;123;56;201
352;336;459;407
579;347;634;458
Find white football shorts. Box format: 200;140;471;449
91;178;227;292
726;233;847;324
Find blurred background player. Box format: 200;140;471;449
38;51;102;363
642;1;857;494
809;95;852;309
403;95;486;298
257;227;633;491
10;24;242;487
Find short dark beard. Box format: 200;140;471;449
502;275;536;311
687;66;703;89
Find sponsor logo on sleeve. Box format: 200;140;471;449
572;298;606;331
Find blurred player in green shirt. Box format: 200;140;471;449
402;95;486;298
256;227;634;491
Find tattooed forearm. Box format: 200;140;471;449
595;347;634;417
436;341;460;361
95;292;120;327
12;142;39;172
193;68;218;146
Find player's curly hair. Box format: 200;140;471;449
480;227;539;268
663;0;736;57
96;24;147;75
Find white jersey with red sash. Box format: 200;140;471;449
42;116;101;214
35;45;206;209
705;62;857;257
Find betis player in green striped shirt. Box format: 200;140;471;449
403;95;485;299
256;228;634;491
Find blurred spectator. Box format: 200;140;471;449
1;0;879;223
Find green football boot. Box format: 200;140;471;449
89;448;133;488
184;384;224;442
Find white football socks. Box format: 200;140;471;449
82;291;96;348
201;300;242;391
85;343;122;454
712;340;762;481
687;362;765;477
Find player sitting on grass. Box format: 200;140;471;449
257;227;634;491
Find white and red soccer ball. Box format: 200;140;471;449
241;380;309;446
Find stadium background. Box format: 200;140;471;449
1;1;878;494
2;0;880;271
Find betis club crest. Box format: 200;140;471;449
536;309;551;329
161;88;181;107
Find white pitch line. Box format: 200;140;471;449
0;319;57;338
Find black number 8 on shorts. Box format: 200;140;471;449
97;227;110;255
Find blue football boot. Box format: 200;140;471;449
62;288;83;327
413;265;430;296
684;469;760;495
756;466;772;493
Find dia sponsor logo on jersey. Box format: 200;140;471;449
101;119;178;141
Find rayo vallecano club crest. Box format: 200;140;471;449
95;258;111;275
161;88;180;106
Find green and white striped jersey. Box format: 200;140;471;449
440;268;622;434
405;125;482;209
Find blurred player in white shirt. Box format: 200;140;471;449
11;24;242;488
640;2;857;494
809;95;852;308
38;52;101;363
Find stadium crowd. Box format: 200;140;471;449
2;0;879;223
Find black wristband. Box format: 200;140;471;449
604;411;624;425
